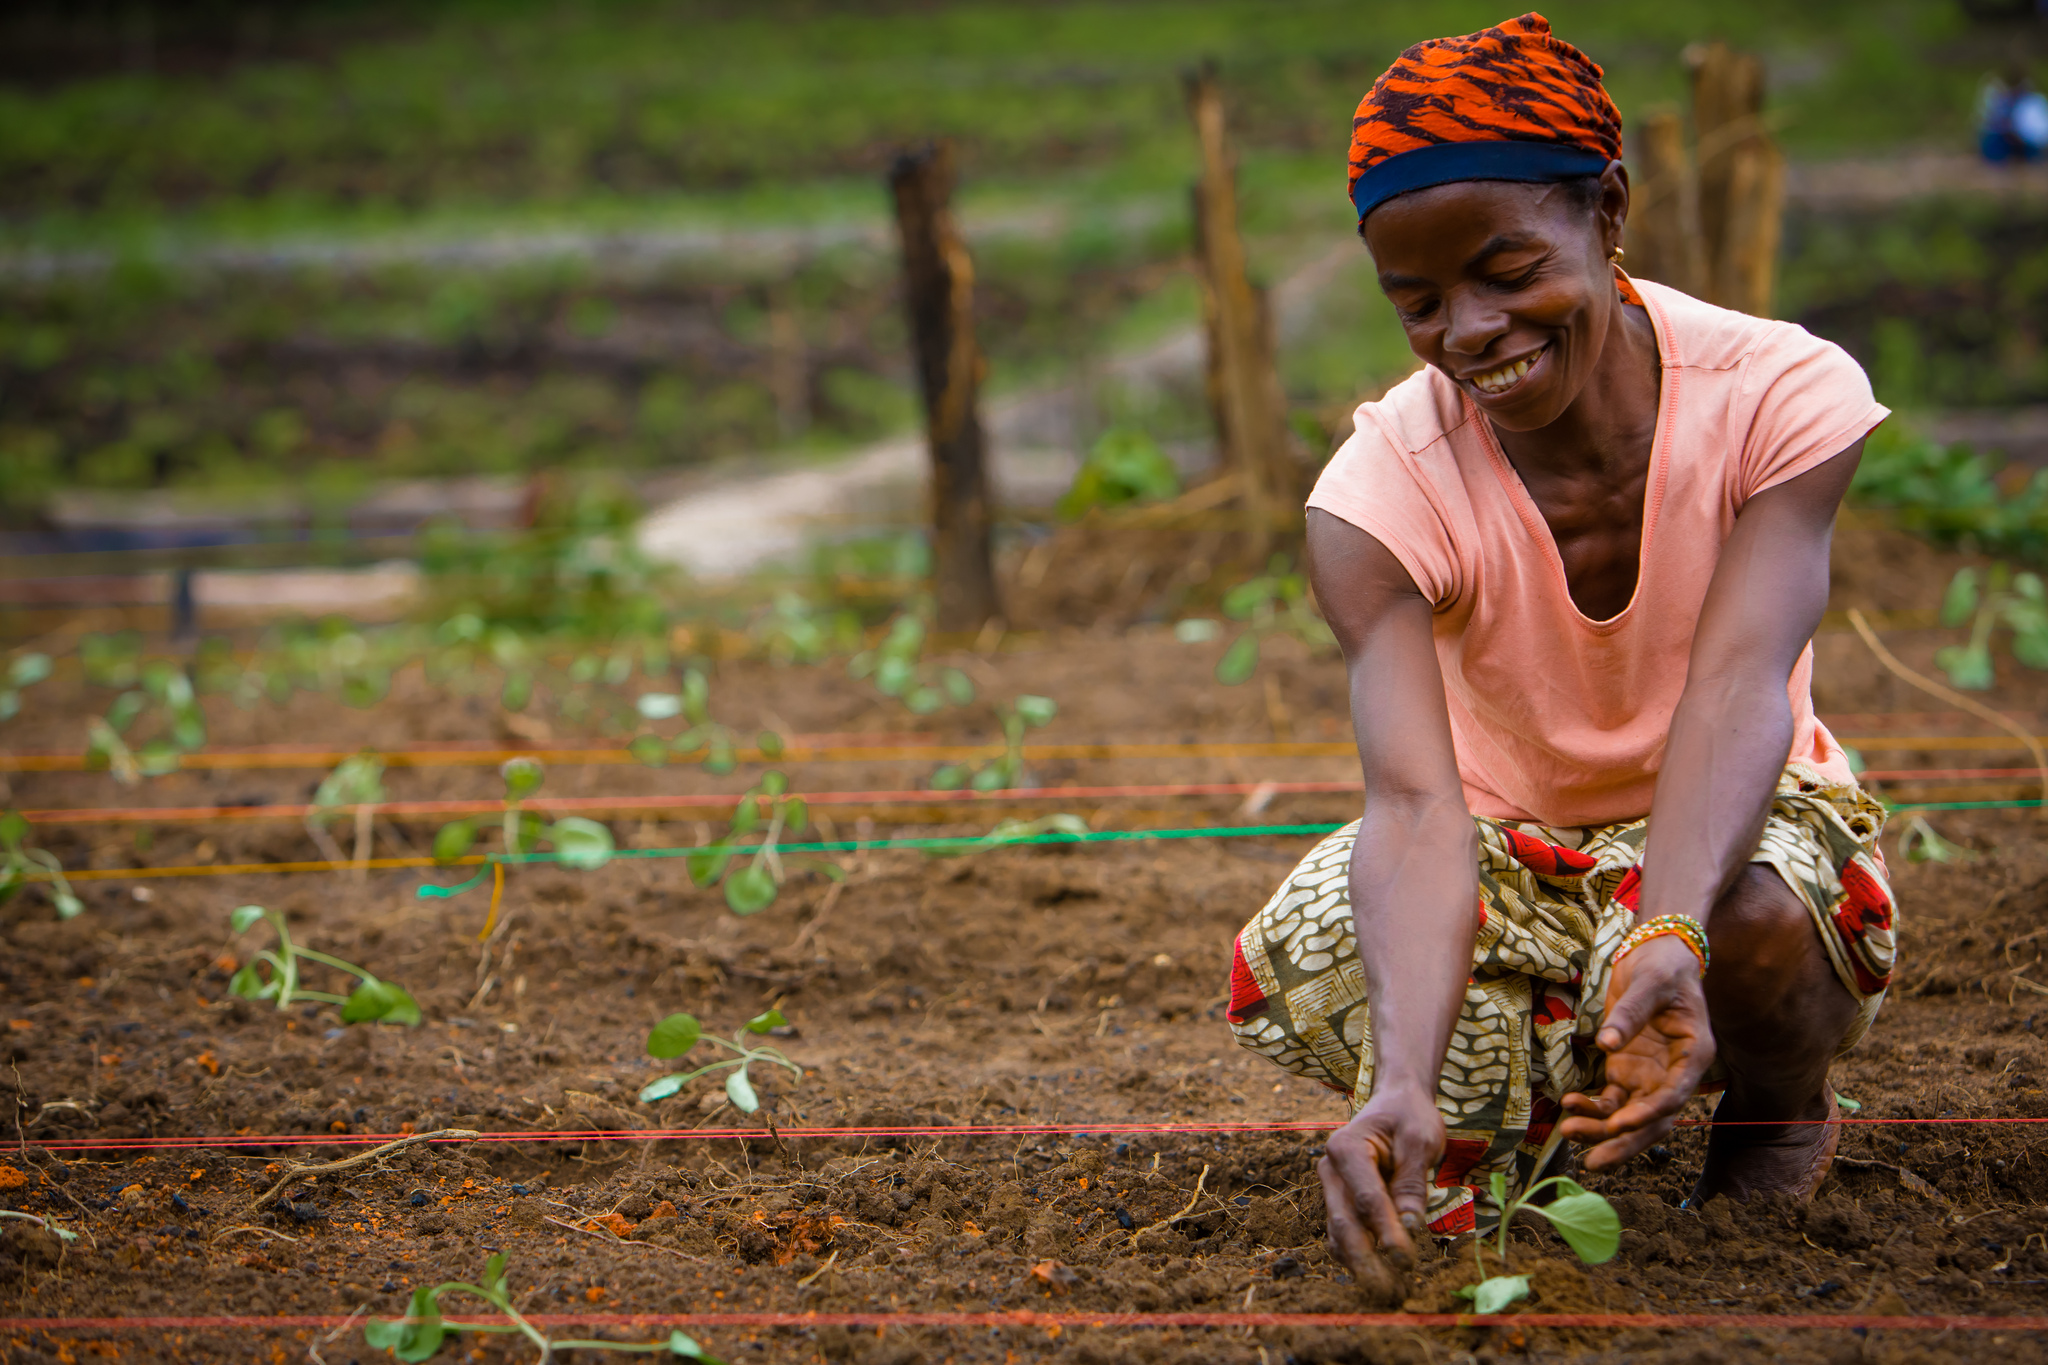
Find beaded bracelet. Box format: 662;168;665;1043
1611;913;1711;977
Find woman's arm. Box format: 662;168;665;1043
1304;508;1479;1296
1559;438;1865;1167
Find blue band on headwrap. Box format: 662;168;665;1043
1351;141;1610;222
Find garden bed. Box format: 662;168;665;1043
4;521;2048;1362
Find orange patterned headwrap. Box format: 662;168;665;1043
1347;13;1622;224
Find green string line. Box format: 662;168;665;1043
412;800;2045;899
413;822;1350;897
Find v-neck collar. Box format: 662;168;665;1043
1468;291;1675;634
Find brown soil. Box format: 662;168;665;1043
6;520;2048;1364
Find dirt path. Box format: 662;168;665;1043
635;239;1359;577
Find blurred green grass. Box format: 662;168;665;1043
0;0;1995;247
0;0;2029;510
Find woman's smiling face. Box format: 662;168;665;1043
1361;165;1631;433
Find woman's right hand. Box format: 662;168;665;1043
1317;1083;1444;1302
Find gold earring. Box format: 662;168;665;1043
1610;246;1626;263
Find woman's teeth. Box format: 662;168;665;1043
1471;348;1542;395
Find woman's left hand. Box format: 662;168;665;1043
1558;935;1716;1170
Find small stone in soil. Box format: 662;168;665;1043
409;1192;428;1206
1271;1256;1305;1279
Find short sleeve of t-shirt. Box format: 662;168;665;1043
1306;409;1463;609
1736;323;1890;501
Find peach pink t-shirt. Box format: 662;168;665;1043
1308;278;1887;827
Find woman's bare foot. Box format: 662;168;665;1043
1690;1087;1838;1204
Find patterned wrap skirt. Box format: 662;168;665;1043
1225;766;1898;1235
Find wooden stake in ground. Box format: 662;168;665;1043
1186;65;1298;554
889;141;1001;633
1688;42;1783;317
1624;107;1706;297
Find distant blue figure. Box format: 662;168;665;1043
1979;65;2048;162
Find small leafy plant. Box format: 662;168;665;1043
1455;1134;1621;1314
365;1251;720;1362
638;1009;801;1114
306;751;386;869
84;658;207;782
685;770;843;914
432;757;616;871
849;613;975;716
228;905;422;1025
1178;555;1337;685
1935;563;2048;690
931;695;1058;792
0;651;52;721
633;666;782;774
0;811;82;919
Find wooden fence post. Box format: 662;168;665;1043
1186;65;1297;553
1624;107;1706;298
889;141;1001;633
1689;42;1782;316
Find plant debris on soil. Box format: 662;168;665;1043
6;520;2048;1363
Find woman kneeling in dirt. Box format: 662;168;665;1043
1225;14;1899;1295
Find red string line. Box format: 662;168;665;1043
3;1310;2046;1333
28;1114;2048;1154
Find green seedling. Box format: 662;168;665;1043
84;658;207;782
1935;563;2048;690
0;651;51;722
1454;1130;1620;1314
1182;555;1338;686
423;758;615;935
432;757;615;869
931;695;1057;792
365;1251;720;1363
849;612;974;716
307;751;385;870
749;591;862;665
1900;814;1976;864
638;1009;802;1114
0;810;82;920
685;770;844;914
228;904;421;1025
635;666;780;774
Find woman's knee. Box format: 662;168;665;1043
1704;865;1851;1038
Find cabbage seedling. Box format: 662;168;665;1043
1454;1129;1620;1314
639;1010;801;1114
1201;555;1338;686
228;905;421;1026
83;659;207;782
849;612;975;716
426;759;616;929
306;751;385;872
365;1251;720;1362
685;770;844;915
420;759;613;936
0;811;82;920
930;695;1057;792
633;667;780;774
